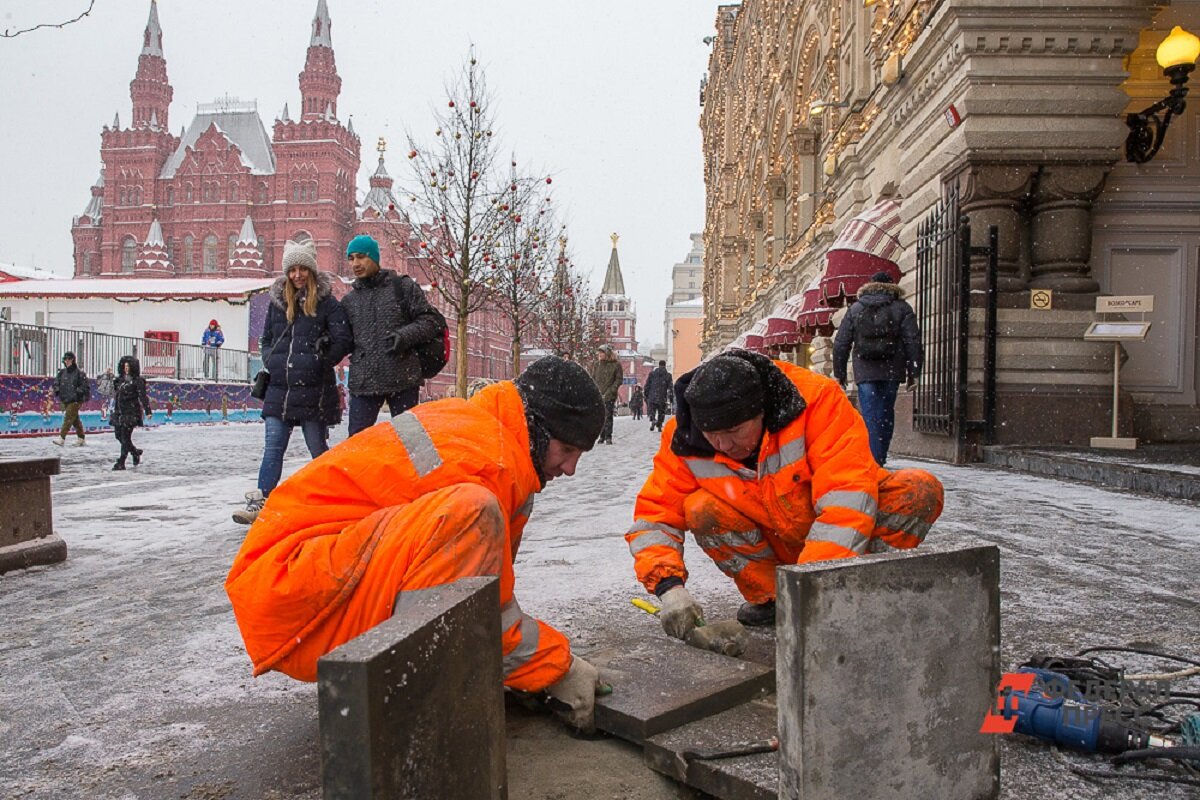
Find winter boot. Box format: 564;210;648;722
232;490;265;525
112;461;126;471
736;600;776;627
71;437;86;447
132;449;143;466
52;436;65;446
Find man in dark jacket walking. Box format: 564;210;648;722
52;351;90;446
590;344;623;444
341;235;443;436
832;271;923;466
643;360;672;432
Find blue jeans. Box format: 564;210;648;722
347;388;420;437
258;416;328;496
856;380;900;466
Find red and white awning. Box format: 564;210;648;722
820;199;902;307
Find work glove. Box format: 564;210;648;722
659;586;704;640
384;330;405;355
545;656;602;734
314;333;332;356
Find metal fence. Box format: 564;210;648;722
0;321;253;383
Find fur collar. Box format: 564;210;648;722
858;281;903;299
270;270;334;309
670;349;806;458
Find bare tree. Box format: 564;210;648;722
538;236;602;363
2;0;95;38
394;52;551;397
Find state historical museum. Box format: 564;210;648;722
71;0;366;280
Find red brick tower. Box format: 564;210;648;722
271;0;360;276
129;0;171;130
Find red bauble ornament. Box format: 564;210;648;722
448;101;455;108
419;242;428;249
469;101;477;108
408;150;417;159
431;280;439;288
514;215;522;223
471;171;479;179
545;177;553;184
388;203;395;210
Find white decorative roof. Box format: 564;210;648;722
0;279;274;298
160;102;276;178
141;0;163;57
145;219;166;247
310;0;333;48
236;215;258;245
0;263;70;281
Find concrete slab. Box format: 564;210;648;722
0;457;63;573
590;637;775;745
777;543;1001;800
644;698;777;800
317;576;505;800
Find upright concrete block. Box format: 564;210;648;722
318;576;505;800
0;457;64;574
776;543;1000;800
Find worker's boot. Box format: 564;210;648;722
736;599;776;627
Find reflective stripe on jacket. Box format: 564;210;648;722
225;381;570;691
626;360;885;593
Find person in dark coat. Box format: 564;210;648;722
590;344;623;445
643;360;672;432
234;240;353;524
832;271;923;466
110;355;152;470
629;385;644;420
340;234;443;436
52;351;90;446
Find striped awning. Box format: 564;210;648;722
797;284;836;340
820;199;902;307
744;318;770;352
764;293;806;348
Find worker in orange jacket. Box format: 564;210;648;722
626;349;944;635
226;356;608;732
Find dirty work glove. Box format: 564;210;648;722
383;330;404;354
659;586;704;640
545;656;601;734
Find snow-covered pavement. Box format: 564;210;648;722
1;415;1197;799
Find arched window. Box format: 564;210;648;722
166;237;175;266
229;182;239;203
182;235;194;271
202;234;219;272
119;188;128;206
83;252;92;274
292;230;312;243
121;237;137;273
228;234;238;262
257;181;268;204
134;186;143;205
610;319;619;336
185;184;193;203
292;182;301;202
165;187;174;206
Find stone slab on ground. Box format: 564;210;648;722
0;456;63;573
777;542;1001;800
317;576;505;800
644;697;777;800
590;637;775;745
983;445;1200;501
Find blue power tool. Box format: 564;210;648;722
999;668;1177;753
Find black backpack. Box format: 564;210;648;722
394;275;450;379
853;301;900;360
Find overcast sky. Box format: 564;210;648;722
0;0;715;349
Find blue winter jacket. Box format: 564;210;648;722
260;272;353;425
201;327;225;348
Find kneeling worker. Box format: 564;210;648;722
226;356;607;732
626;349;944;639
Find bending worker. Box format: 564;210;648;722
226;356;607;732
626;349;944;634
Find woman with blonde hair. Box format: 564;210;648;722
234;239;353;524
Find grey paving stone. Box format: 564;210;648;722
0;457;63;573
590;637;775;745
318;576;505;800
644;697;777;800
777;543;1001;800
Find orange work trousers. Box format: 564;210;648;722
273;482;506;681
683;468;944;604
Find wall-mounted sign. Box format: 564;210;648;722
944;104;962;128
1096;295;1154;313
1030;289;1052;310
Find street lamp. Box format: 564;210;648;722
809;100;849;116
1125;26;1200;163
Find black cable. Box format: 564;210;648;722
1113;746;1200;765
1074;646;1200;670
1067;763;1200;789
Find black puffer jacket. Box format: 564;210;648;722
832;281;923;384
644;365;672;405
341;269;442;395
260;271;353;424
53;363;90;404
111;356;151;428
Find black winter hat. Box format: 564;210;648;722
515;356;605;451
62;351;76;361
871;270;895;283
684;354;765;431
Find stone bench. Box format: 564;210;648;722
317;576;505;800
0;457;65;574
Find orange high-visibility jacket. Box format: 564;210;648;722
225;381;571;692
626;360;885;594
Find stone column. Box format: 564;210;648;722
954;164;1037;292
1029;165;1108;293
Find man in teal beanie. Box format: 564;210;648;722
341;235;443;435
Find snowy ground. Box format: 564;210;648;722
1;415;1197;799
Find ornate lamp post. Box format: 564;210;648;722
1125;26;1200;164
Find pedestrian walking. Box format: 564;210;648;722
226;356;608;733
643;359;672;432
832;271;923;466
629;385;644;420
626;349;944;635
340;234;443;436
51;351;89;446
233;240;353;525
96;367;115;421
110;356;152;471
590;344;622;444
201;320;225;381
